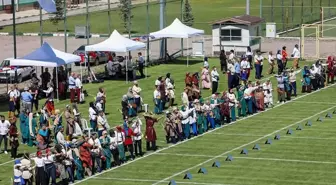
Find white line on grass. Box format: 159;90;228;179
211;133;336;140
155;153;336;165
92;177;237;185
72;83;336;185
294;101;336;105
151;105;336;184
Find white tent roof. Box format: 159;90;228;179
85;30;146;52
10;42;81;67
150;18;204;39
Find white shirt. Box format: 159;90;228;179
89;107;97;121
0;120;10;135
244;87;258;99
153;89;160;99
254;55;264;65
109;136;118;150
33;157;45;167
227;63;235;73
96;102;103;112
97;92;104;99
115;131;125;144
56;132;66;145
75;78;82;89
229;53;234;60
240;60;250;69
188;109;196;125
88;138;101;153
97;115;107;131
262;82;273;91
132;85;141;98
228;93;237;107
8;90;15;100
292;47;300;58
211;70;219;82
181;92;189;106
155;80;161;86
132;119;142;141
14;89;20;98
268;55;274;64
204;61;209;67
276;54;282;60
43;155;55;164
246;51;253;56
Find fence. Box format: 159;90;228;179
261;0;336;34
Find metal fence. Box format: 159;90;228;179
261;0;336;34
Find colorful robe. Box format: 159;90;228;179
99;136;111;169
237;89;247;117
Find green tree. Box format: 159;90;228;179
118;0;133;33
49;0;64;26
183;0;194;27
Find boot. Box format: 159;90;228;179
301;86;306;93
307;85;312;93
165;136;170;144
171;136;176;144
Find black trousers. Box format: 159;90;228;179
35;166;46;185
45;163;56;185
139;64;145;77
31;99;39;112
221;62;227;72
212;81;218;94
0;135;8;151
15;100;20;114
111;148;120;166
146;141;156;151
11;146;18;158
126;144;134;159
134;139;142;156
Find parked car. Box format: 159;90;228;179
73;45;111;66
0;58;35;83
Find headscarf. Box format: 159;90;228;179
123;122;129;136
122;95;128;102
127;87;134;98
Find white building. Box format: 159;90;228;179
212;15;264;56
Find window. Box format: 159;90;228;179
220;29;242;41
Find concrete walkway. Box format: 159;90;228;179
0;0;152;27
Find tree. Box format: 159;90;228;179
49;0;64;26
183;0;194;27
118;0;134;33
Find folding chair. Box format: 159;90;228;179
81;119;92;137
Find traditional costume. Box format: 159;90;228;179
227;91;238;121
153;88;162;114
302;66;312;93
237;86;247;117
80;141;93;176
327;56;335;84
9;117;19;158
19;111;29;144
99;131;112;169
164;113;177;144
201;67;211;89
123;122;135;160
144;114;157;150
115;127;126;162
276;75;286;103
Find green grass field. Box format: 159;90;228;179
1;58;335;185
0;0;261;34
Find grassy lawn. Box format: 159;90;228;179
0;0;261;34
0;58;319;184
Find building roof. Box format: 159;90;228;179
212;15;264;26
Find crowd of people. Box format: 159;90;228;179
1;43;336;185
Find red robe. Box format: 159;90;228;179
185;74;192;86
80;142;93;168
220;102;230;117
145;117;157;142
123;128;134;146
327;56;334;78
192;75;199;87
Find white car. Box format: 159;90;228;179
0;58;35;83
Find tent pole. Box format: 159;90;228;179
126;54;128;84
56;67;59;102
145;47;148;78
187;37;189;67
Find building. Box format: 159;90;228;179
211;15;264;56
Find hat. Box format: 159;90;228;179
36;151;42;156
24;86;29;91
194;99;199;104
133;81;138;84
102;130;107;135
116;126;122;131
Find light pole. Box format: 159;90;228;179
11;0;17;59
108;0;111;34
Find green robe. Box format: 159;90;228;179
237;90;247;117
100;137;112;169
28;118;37;147
19;113;29;142
196;112;207;134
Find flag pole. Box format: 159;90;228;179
39;6;43;73
108;0;111;34
64;0;67;53
146;0;149;66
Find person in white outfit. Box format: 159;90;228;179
132;117;143;156
0;115;10;154
291;44;300;69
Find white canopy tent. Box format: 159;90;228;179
11;42;81;101
149;18;205;66
85;30;146;83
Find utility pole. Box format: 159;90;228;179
11;0;17;59
246;0;250;15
